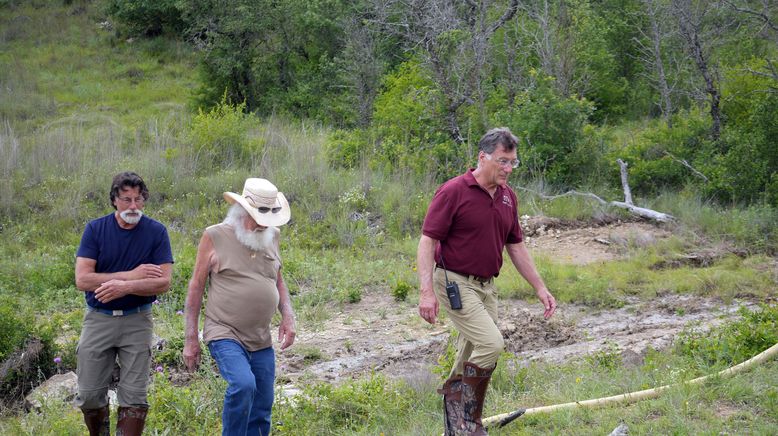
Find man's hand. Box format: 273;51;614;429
537;288;557;319
418;288;439;324
128;264;163;280
183;338;201;372
278;316;296;350
94;279;130;303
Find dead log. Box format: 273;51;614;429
513;159;675;223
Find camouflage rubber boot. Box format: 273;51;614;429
438;375;464;435
460;361;495;435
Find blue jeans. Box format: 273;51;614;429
208;339;275;436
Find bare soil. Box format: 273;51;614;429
277;219;757;390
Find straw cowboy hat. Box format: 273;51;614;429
224;178;291;227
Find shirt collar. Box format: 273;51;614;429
464;168;503;195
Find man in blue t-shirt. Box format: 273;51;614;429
74;172;173;436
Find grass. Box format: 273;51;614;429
1;1;776;434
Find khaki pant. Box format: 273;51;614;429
433;268;504;378
75;309;153;409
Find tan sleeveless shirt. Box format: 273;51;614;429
203;223;281;351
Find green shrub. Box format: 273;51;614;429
187;94;263;169
0;304;31;361
154;333;185;368
324;129;369;170
492;75;600;187
618;110;710;196
391;280;412;302
105;0;185;37
674;304;778;369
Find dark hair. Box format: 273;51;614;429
478;127;519;153
110;172;149;209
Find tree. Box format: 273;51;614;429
375;0;519;144
672;0;727;140
724;0;778;90
634;0;681;125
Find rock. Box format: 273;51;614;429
609;422;629;435
24;371;78;411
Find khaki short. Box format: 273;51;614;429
74;309;153;409
434;267;504;377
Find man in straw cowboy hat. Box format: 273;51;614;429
417;128;556;435
183;178;296;436
75;171;174;435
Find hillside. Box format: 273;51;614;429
1;2;777;435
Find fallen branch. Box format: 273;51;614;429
513;159;674;223
513;186;675;223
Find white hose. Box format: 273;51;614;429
483;342;778;428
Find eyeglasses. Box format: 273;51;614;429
485;154;520;169
258;207;282;214
117;196;145;205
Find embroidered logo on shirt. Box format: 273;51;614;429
502;195;513;207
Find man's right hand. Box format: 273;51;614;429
183;338;201;372
128;264;163;280
418;288;439;324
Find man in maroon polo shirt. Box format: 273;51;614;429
417;127;556;435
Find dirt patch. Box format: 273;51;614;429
521;217;673;264
276;220;763;391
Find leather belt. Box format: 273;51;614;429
87;302;153;317
435;265;493;284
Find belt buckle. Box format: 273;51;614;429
112;310;123;316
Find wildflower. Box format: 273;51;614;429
153;300;160;305
176;310;184;315
575;377;581;384
53;357;62;364
155;366;164;373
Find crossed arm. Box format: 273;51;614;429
75;257;172;303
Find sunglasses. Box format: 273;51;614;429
257;207;282;214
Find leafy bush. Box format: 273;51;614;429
369;59;464;180
324;129;370;170
492;75;600;187
105;0;185;37
617;110;711;196
186;94;263;168
391;280;412;302
674;304;778;368
154;333;185;368
710;91;778;204
0;304;31;361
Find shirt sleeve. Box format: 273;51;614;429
76;221;99;260
150;225;174;265
421;185;457;241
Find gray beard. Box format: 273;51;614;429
234;223;274;251
224;204;275;251
120;209;143;225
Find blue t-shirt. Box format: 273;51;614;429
77;213;174;310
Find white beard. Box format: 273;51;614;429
225;204;275;251
120;209;143;225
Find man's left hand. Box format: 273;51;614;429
94;279;129;303
278;316;296;350
537;288;557;319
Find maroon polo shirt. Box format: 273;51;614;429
422;169;523;278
